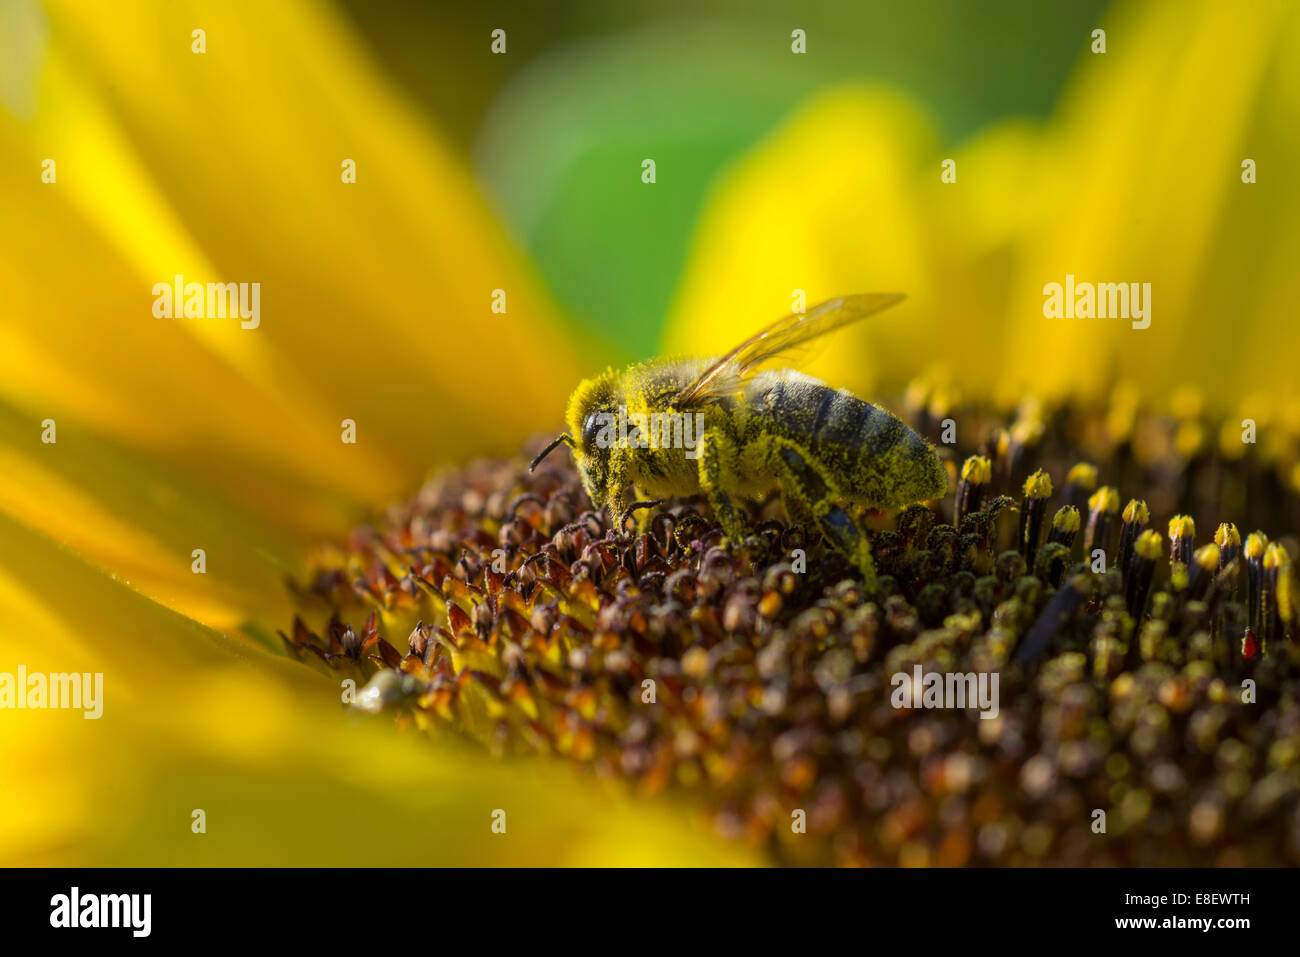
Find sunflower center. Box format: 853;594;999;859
281;391;1299;866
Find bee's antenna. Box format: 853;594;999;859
529;433;574;472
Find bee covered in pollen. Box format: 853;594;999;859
530;294;948;585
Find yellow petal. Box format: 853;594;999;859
0;510;755;866
1004;0;1300;404
1;0;585;521
661;86;1022;398
0;399;307;631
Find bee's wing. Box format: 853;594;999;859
673;293;904;407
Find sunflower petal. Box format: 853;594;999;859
1;0;584;520
0;511;754;866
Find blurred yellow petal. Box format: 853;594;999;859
1;0;584;524
0;399;303;630
1004;0;1300;404
662;88;935;387
0;510;755;866
661;86;1031;399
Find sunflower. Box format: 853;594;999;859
1;0;1297;866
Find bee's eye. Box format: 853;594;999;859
581;411;604;453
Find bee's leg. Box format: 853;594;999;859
697;428;746;540
603;452;633;534
772;441;877;587
620;496;665;535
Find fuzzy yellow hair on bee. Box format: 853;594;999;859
530;294;948;587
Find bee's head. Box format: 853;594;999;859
529;369;621;508
567;370;621;505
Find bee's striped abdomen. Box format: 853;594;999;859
747;371;947;507
808;388;907;459
751;374;897;456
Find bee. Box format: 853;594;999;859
530;294;948;585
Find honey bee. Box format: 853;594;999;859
530;294;948;585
